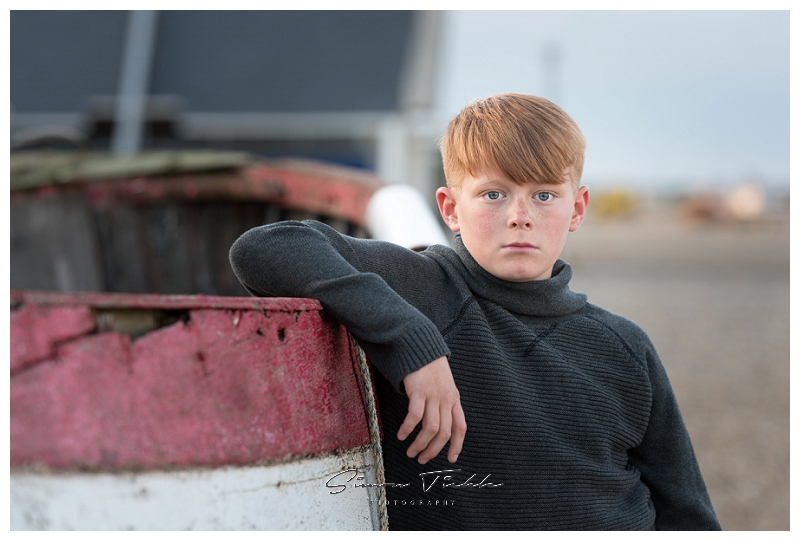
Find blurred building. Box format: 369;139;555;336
10;10;443;195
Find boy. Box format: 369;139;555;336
229;93;720;530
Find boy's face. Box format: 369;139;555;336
436;169;589;282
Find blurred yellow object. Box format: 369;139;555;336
590;188;638;218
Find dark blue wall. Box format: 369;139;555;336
11;11;126;112
11;10;414;113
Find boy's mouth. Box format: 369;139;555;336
502;242;538;252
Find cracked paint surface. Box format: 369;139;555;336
10;292;371;470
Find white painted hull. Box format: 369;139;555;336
11;448;382;531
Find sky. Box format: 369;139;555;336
432;10;790;192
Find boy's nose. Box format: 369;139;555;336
508;199;533;229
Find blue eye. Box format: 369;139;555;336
536;192;552;202
486;191;501;200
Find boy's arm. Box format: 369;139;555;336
229;220;466;464
627;346;721;530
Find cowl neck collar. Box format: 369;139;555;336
431;234;587;317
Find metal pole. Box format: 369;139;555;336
541;42;563;105
112;10;159;156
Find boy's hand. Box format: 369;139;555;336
398;356;466;465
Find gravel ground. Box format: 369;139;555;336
560;200;790;531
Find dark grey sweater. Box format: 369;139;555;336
229;220;720;530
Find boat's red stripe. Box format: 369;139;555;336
10;293;371;470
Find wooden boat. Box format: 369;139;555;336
10;151;445;530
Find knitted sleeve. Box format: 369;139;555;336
627;341;721;530
229;220;451;390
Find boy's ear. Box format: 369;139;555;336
569;186;590;232
436;187;460;233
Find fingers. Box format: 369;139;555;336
397;392;425;442
447;401;467;463
398;394;466;465
398;356;467;465
406;398;444;463
415;401;452;464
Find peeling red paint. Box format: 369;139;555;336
10;304;96;372
244;164;379;226
10;292;371;470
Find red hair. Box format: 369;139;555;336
440;93;585;190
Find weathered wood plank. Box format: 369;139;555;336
92;205;150;293
10;191;104;292
11;158;380;295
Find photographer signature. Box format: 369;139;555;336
326;468;503;494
